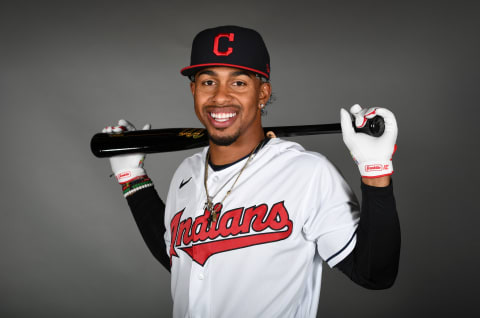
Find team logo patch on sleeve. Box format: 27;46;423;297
169;202;293;266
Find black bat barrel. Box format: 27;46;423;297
90;128;209;158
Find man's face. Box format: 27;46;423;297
190;66;270;146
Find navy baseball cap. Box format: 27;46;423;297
180;25;270;80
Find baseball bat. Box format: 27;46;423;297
90;116;384;158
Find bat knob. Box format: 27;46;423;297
353;115;385;137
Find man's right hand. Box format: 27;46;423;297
103;119;151;184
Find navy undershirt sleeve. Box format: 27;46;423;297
335;180;401;289
126;187;170;272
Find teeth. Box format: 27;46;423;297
210;112;236;122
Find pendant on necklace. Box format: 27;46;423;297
206;203;221;227
204;200;214;212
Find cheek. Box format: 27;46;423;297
193;101;203;121
193;89;210;107
241;91;261;112
193;96;209;125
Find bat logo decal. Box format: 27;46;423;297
178;129;205;139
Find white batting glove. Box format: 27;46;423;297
340;104;398;178
102;119;151;184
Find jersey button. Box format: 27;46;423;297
198;273;204;280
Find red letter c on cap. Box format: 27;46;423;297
213;33;234;56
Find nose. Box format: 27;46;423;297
211;83;231;105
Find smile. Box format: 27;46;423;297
210;112;237;122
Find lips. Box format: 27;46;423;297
207;107;239;129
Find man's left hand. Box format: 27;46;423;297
340;104;398;179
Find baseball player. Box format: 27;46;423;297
102;26;400;318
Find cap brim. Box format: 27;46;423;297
180;63;269;79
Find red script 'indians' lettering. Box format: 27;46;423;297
169;202;293;266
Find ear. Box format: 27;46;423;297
258;82;272;105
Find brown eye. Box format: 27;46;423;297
202;80;215;86
233;81;246;86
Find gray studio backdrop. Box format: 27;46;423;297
1;0;479;317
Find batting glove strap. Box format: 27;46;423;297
115;168;147;184
357;160;394;178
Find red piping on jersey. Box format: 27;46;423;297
181;63;269;79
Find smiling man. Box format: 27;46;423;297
190;67;270;163
192;68;268;140
102;25;401;318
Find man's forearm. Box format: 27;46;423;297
127;186;170;272
335;180;400;289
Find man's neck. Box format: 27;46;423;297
208;127;265;166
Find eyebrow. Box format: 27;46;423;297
231;70;254;78
196;70;216;77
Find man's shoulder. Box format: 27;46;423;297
266;138;349;189
174;147;207;172
265;138;330;166
164;148;204;196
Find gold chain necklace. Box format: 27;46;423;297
204;139;266;226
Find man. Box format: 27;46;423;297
102;26;400;318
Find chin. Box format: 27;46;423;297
209;131;240;146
